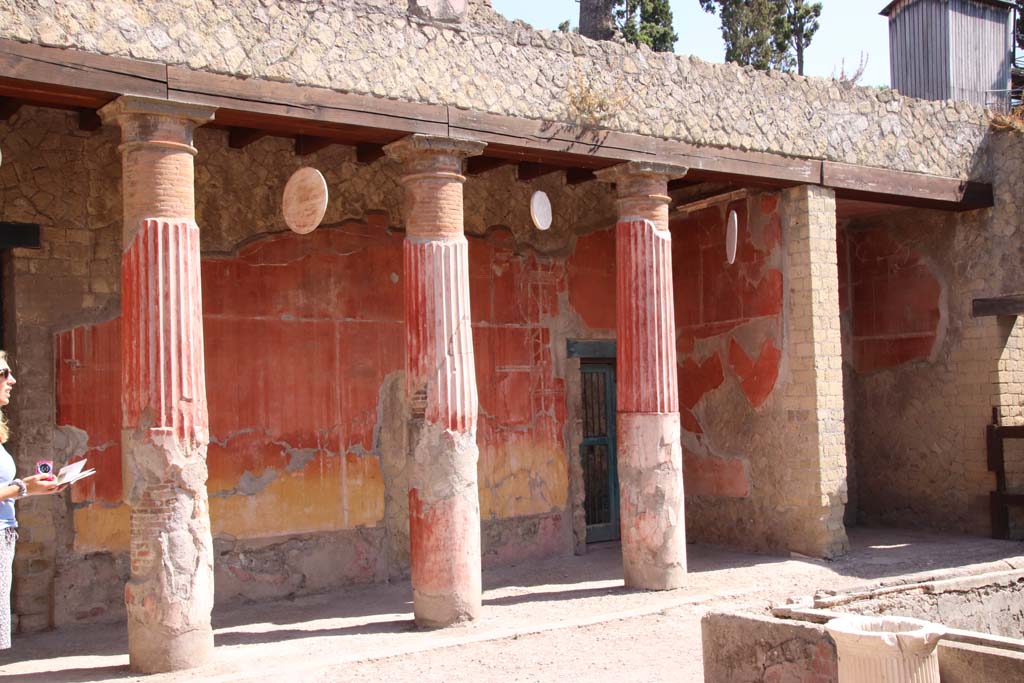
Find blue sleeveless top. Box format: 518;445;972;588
0;443;17;529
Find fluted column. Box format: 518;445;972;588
596;161;688;590
99;96;216;673
385;134;486;627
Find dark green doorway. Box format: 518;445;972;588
580;361;619;543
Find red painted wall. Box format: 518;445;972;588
672;196;784;498
838;228;941;373
56;223;569;553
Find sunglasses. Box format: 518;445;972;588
0;369;12;380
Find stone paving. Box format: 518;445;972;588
1;527;1021;682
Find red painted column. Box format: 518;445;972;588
596;162;689;590
385;135;486;627
99;96;217;673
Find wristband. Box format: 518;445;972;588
10;479;27;498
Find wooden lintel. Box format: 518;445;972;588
565;168;597;185
0;97;21;121
517;162;561;181
228;127;268;149
673;189;749;215
0;221;41;249
355;143;385;164
295;135;334;156
0;38;166;99
972;294;1024;317
823;161;993;211
465;156;512;176
77;108;102;132
0;39;998;213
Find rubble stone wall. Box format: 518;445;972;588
0;0;991;179
842;133;1024;535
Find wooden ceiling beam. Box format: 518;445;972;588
0;97;21;121
672;188;748;216
355;143;385;164
77;108;102;132
973;294;1024;318
229;127;268;149
565;168;597;185
295;135;334;156
466;156;512;176
517;162;561;181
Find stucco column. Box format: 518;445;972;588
596;161;688;590
99;96;217;673
780;185;849;558
384;134;486;627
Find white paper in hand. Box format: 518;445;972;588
56;459;96;486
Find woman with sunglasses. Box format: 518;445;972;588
0;353;61;649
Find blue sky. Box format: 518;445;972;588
490;1;892;87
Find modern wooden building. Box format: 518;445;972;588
882;0;1015;107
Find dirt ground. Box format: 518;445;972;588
1;527;1022;682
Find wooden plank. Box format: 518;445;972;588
0;97;21;121
228;127;268;149
295;135;334;156
972;294;1024;317
168;66;448;136
565;168;597;185
516;162;561;181
355;143;385;164
77;109;102;132
448;108;821;186
673;189;748;216
0;39;165;98
465;156;512;175
823;161;993;210
996;425;1024;439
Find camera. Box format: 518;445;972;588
35;460;54;476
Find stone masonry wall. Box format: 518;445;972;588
844;132;1024;535
0;0;991;179
0;104;615;630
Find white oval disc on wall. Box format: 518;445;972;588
726;209;738;265
530;190;552;231
282;167;328;235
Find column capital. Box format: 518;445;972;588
597;162;687;229
99;95;216;127
384;134;486;164
594;161;688;186
100;96;216;155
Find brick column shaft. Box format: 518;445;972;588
597;162;688;590
386;135;486;627
780;185;849;559
100;96;217;673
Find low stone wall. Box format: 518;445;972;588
0;0;991;179
703;569;1024;683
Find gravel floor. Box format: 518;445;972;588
1;527;1021;682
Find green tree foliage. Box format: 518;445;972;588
1015;1;1024;51
614;1;678;52
773;0;822;75
699;0;822;74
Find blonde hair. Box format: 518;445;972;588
0;351;9;444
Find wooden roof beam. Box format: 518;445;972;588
229;127;268;149
466;156;513;176
295;135;334;156
355;143;385;164
517;162;561;181
565;168;597;185
0;97;21;121
77;108;101;131
672;189;749;215
973;294;1024;317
